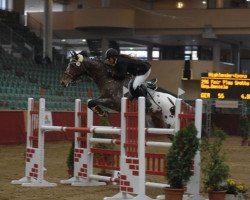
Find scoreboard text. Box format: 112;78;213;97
200;72;250;100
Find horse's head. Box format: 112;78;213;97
61;51;88;87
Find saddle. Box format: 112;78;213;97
128;78;158;98
127;79;158;111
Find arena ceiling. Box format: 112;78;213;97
52;27;250;51
25;0;250;51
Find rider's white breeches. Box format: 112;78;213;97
132;68;151;90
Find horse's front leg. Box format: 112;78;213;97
87;98;114;117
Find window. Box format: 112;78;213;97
185;46;198;60
0;0;6;10
120;49;159;60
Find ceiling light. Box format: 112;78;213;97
61;39;66;42
202;1;207;4
176;2;184;9
82;39;86;42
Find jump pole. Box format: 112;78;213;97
11;98;57;187
186;99;203;200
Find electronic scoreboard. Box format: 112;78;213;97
200;72;250;100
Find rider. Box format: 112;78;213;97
105;48;151;104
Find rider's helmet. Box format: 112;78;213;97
105;48;118;59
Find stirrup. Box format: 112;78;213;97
145;79;157;90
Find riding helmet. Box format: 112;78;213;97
105;48;118;59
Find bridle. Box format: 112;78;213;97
64;60;90;82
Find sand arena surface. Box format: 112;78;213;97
0;136;249;200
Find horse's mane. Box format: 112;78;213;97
69;57;132;84
89;58;115;73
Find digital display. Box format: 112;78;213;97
200;72;250;100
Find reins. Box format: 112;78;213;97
146;89;162;111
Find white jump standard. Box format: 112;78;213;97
11;97;203;200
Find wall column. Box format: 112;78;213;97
231;44;240;73
147;45;153;60
213;41;221;72
160;47;166;60
6;0;13;10
101;37;109;61
43;0;53;61
216;0;224;8
101;0;110;8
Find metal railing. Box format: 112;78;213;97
0;20;35;59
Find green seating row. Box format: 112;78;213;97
0;47;99;111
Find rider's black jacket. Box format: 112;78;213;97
110;55;151;80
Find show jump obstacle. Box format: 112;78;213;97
11;97;203;200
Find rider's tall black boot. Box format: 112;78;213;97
134;86;144;97
128;82;137;101
134;86;152;111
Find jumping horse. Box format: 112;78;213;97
61;52;177;128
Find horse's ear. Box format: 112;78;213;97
70;51;78;60
73;51;78;60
